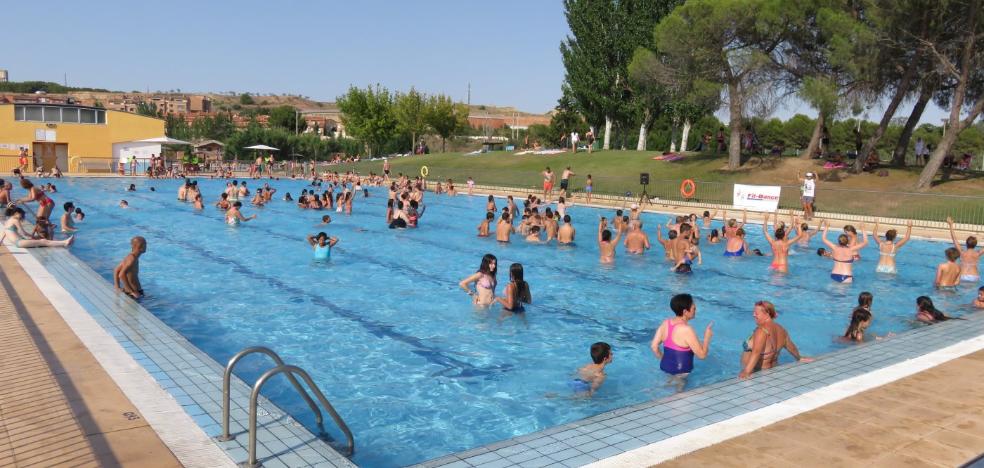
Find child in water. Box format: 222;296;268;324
306;232;339;260
572;342;612;396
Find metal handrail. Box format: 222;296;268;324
247;365;355;467
216;346;324;442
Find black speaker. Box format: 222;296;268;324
640;172;650;185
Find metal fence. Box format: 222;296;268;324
420;170;984;227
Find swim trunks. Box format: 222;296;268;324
544;182;553;191
585;186;592;193
560;179;569;190
961;274;980;282
802;196;814;204
569;379;592;393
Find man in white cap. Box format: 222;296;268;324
797;171;817;220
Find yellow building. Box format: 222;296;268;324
0;103;165;173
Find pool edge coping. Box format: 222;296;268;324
7;243;238;468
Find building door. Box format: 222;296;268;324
31;142;67;172
55;143;68;171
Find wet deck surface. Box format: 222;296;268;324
0;248;180;467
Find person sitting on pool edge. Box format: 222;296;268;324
935;247;962;289
651;293;713;391
572;342;612;397
306;232;338;260
114;236;147;299
739;301;813;379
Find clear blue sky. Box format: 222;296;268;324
3;0;948;123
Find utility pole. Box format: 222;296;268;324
295;110;299;135
64;73;67;86
467;83;471;107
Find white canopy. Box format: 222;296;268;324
245;144;280;151
136;136;192;145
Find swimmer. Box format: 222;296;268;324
60;202;77;233
974;286;984;309
571;342;612;396
15;178;55;220
947;216;982;282
655;226;677;261
496;263;532;320
557;197;568;219
916;296;956;323
215;193;231;210
459;254;498;307
821;221;868;283
478;212;494;237
251;190;265;206
762;212;803;273
701;210;717;230
495;211;513;242
113;236;147;299
320;215;332;225
284;192;293;201
226;201;256;225
486;195;496;213
127;184;136;192
935;247;962;288
557;215;575;245
119;200;129;208
723;227;749;257
816;247;831;258
306;232;338;260
177;180;189;201
193;193;204;210
597;217;624;264
738;301;812;379
650;294;713;391
623;221;651;254
543;208;559;241
873;219;912;274
843;307;873;342
706;229;720;244
526;225;543;243
721;209;746;239
74;208;85;221
673;240;701;273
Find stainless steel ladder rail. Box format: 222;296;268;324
216;346;325;441
247;365;355;467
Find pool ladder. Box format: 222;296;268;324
216;346;354;468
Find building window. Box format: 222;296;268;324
24;106;43;121
13;105;106;125
62;108;79;123
80;108;96;124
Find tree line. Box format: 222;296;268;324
336;85;470;156
561;0;984;190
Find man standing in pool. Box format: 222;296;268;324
558;215;575;245
597;217;624;264
946;217;981;282
114;236;147;299
651;294;713;392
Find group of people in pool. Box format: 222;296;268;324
574;287;984;396
476;194;576;245
1;176;79;249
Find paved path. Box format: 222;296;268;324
662;349;984;467
0;248;180;467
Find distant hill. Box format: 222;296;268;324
0;80;114;94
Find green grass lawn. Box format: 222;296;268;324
332;150;984;225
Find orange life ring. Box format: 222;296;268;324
680;179;696;198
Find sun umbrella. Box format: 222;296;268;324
244;144;280;151
137;136;193;145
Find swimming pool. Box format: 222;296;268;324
34;177;981;467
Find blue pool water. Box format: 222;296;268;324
27;177;982;467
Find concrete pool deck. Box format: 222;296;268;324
0;248;180;467
660;349;984;467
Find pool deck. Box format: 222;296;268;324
0;247;180;467
659;349;984;467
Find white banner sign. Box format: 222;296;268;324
733;183;782;211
